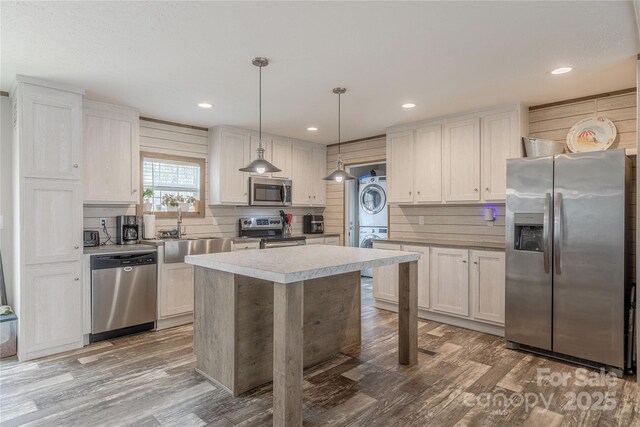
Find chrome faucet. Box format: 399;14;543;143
177;205;183;238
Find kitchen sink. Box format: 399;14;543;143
163;238;232;264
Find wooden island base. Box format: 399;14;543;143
194;267;361;396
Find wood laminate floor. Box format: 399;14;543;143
1;280;638;426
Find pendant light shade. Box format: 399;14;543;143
323;87;355;182
239;57;281;174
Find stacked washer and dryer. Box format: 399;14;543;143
358;176;388;277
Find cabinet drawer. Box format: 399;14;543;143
232;241;261;251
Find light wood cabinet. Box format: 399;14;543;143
387;106;524;205
372;241;401;303
23;262;82;357
443;117;481;202
430;247;469;316
159;263;194;318
387;130;415;204
83;100;139;204
271;137;292;179
19;84;82;180
470;250;505;324
24;179;82;265
402;245;430;309
324;236;340;246
209;127;251;205
11;76;85;360
311;146;327;205
481;110;518;202
306;236;339;246
291;143;326;206
414;125;443;203
231;240;261;251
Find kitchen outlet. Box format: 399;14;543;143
418;216;425;225
100;218;107;229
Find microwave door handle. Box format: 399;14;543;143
554;192;563;275
543;192;551;274
281;182;288;204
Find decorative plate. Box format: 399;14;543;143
566;117;617;153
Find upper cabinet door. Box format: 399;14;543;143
387;130;415;204
21;85;82;180
414;125;442;203
481;110;517;202
83;101;140;203
271;137;292;179
311;146;327;206
249;134;273;177
220;130;250;205
291;144;312;205
443;117;480;202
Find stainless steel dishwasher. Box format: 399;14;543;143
90;252;157;342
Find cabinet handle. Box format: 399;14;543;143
462;260;467;263
473;188;478;192
409;191;412;195
74;277;79;281
473;261;478;265
417;191;421;195
73;164;79;168
244;193;247;196
74;245;79;249
132;189;137;194
485;188;489;192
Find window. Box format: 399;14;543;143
140;152;205;218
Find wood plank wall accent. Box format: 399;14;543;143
529;89;636;151
529;90;637;280
325;137;387;244
83;119;323;241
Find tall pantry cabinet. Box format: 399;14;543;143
10;76;84;360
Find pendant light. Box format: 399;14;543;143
323;87;356;182
239;57;282;174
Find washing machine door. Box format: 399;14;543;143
360;184;386;215
359;234;377;249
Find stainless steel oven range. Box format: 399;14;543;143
239;216;305;249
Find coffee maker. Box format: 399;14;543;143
116;216;140;245
303;214;324;234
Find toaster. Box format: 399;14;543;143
83;230;100;247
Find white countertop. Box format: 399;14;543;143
185;245;420;284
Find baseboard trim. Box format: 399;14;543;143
374;299;504;337
156;313;194;330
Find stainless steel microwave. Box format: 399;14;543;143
249;177;292;206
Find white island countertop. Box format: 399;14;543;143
185;245;420;284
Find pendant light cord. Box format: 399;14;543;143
338;91;341;156
258;64;262;148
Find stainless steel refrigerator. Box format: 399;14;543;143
505;149;631;372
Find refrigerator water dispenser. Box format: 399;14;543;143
514;213;544;252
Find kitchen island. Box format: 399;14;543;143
185;245;420;427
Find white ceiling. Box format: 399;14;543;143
1;1;638;144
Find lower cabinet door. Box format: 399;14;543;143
160;263;194;317
470;250;505;324
430;247;469;316
402;245;430;309
324;236;340;246
372;242;401;303
23;262;83;357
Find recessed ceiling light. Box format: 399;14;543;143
551;67;572;75
307;127;318;131
198;102;213;108
402;103;416;109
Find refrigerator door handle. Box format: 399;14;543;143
554;192;563;275
543;193;551;274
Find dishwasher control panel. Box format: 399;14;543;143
91;252;156;270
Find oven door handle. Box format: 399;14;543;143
265;240;305;249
